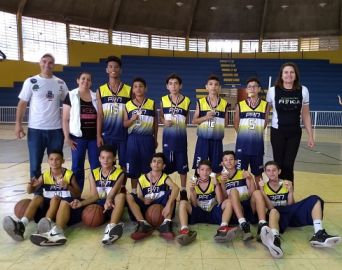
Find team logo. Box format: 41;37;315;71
30;78;37;84
46;90;54;100
32;84;39;91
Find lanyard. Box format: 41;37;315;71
169;94;180;116
148;172;162;194
247;97;260;108
207;95;219;111
135;98;147;115
108;82;122;99
99;167;114;187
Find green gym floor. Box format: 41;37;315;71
0;125;341;270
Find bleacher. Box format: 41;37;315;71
1;56;341;111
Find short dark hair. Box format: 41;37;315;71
106;56;122;67
264;161;280;170
222;150;236;159
207;74;221;84
246;77;261;87
152;152;167;164
41;53;55;63
198;159;212;168
132;77;147;88
275;62;301;90
48;149;64;159
99;145;115;156
166;73;182;85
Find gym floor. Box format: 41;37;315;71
0;125;341;270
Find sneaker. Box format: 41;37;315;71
159;220;175;240
260;226;283;258
256;222;268;242
176;228;197;246
2;216;25;241
102;223;124;245
37;217;55;234
214;225;239;243
131;221;153;241
310;229;341;248
30;227;67;246
240;222;253;241
180;190;188;201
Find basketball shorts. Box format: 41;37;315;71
189;204;222;225
163;148;189;175
235;151;264;176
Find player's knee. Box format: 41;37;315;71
230;188;239;197
223;199;232;209
60;200;70;209
269;208;279;219
179;200;187;209
252;190;262;200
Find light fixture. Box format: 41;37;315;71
246;5;254;10
210;6;218;11
281;4;288;9
319;2;327;8
176;1;184;7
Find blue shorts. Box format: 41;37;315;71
235;151;264;176
192;137;223;173
128;190;174;221
68;207;83;226
189;204;222;225
103;135;127;168
230;199;258;225
126;134;155;178
163;149;189;175
274;195;324;233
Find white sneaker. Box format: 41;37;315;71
102;223;124;245
260;226;283;258
30;226;66;246
37;217;55;234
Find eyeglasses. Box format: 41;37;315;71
247;85;259;89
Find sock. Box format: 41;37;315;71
220;222;228;227
271;229;279;236
259;220;267;225
20;217;29;226
180;225;188;231
313;219;323;233
52;225;63;234
181;187;186;191
131;188;137;194
238;218;246;225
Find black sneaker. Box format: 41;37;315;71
256;222;268;242
260;226;283;258
180;190;188;201
310;229;341;248
159;220;175;240
2;216;25;241
131;221;153;241
240;221;253;241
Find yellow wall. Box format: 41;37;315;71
1;36;342;87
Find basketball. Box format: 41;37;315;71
82;204;105;227
14;199;32;219
145;204;164;228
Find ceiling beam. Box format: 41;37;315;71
16;0;28;60
185;0;199;37
259;0;269;40
109;0;123;30
340;0;342;34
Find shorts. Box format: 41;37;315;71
230;199;258;225
103;135;127;168
235;151;264;176
163;148;189;175
189;204;222;225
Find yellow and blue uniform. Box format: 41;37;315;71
193;97;227;173
236;99;267;175
224;169;250;201
161;95;190;174
263;181;289;207
42;168;73;199
92;166;124;199
125;98;156;178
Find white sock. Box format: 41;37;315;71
271;229;279;236
181;225;188;231
20;217;29;226
131;188;137;194
162;218;171;224
313;219;323;233
181;187;186;191
238;218;246;225
52;225;63;234
220;222;228;227
259;220;267;225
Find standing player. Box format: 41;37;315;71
96;56;131;170
124;78;158;193
234;77;269;187
160;74;191;200
192;75;228;174
15;53;68;180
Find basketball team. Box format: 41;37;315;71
2;54;341;259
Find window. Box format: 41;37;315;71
70;24;109;44
112;31;148;48
242;40;259;53
300;36;339;51
22;16;68;64
189;38;206;52
0;12;19;60
262;39;298;52
151;35;186;51
208;39;240;53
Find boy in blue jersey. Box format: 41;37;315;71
160;74;191;200
176;160;239;246
234;78;269;187
124;78;158;193
192;75;228;174
219;151;268;241
96;56;131;170
3;150;80;244
259;161;341;258
126;153;179;241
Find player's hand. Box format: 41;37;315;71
162;204;171;218
57;178;68;189
28;177;40;188
206;110;215;119
97;136;104;147
220;172;228;182
65;138;77;151
144;197;152;205
284;180;293;192
70;199;82;209
104;199;115;212
131;114;139;121
307;136;315;148
164;120;172;127
15;124;26;139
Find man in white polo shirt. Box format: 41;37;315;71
15;53;69;180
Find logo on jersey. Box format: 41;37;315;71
108;96;122;103
46;90;54;101
168;107;183;115
30;78;37;84
32;84;39;91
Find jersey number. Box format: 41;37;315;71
248;119;256;130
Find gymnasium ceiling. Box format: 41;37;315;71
0;0;341;39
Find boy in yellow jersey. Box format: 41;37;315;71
176;160;239;246
96;56;131;170
3;150;80;244
234;78;269;187
160;74;191;200
192;75;228;174
126;153;179;241
124;78;158;193
259;161;341;258
219;151;267;241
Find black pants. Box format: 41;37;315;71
270;127;302;182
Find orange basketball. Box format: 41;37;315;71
14;199;32;219
82;204;105;227
145;204;164;228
